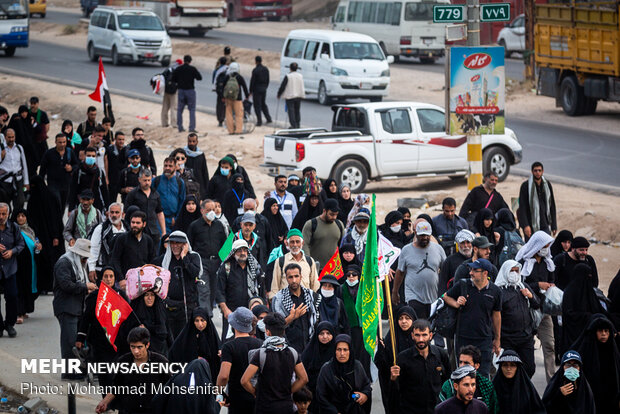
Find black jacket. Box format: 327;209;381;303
122;139;157;175
499;285;540;339
154;252;202;320
67;163;109;211
250;64;270;94
171;63;202;90
111;232;154;280
216;259;263;310
52;255;88;317
184;152;209;197
518;179;557;232
39;147;79;186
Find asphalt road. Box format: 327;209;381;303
1;30;618;191
44;9;526;80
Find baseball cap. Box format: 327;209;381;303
324;198;339;213
467;258;494;273
353;209;370;221
241;212;256;224
561;350;582;365
415;221;433;236
79;189;94;200
232;239;249;251
288;174;300;182
127;149;140;158
472;236;493;248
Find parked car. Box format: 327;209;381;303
29;0;46;17
497;14;525;57
262;102;522;192
281;29;394;105
87;7;172;66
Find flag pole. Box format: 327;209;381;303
376;278;383;340
383;274;397;365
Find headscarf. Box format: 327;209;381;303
339;243;360;271
562;263;606;353
609;270;620;332
515;230;555;277
226;62;240;75
161;231;203;282
391;306;417;353
332;334;356;379
130;291;169;351
542;350;597;413
168;307;221;375
493;350;545;414
261;198;288;247
474;208;496;240
61;250;88;284
378;210;407;248
320;179;339;201
495;260;525;290
291;191;323;230
495;208;517;232
570;314;620;413
13;208;35;241
346;193;369;228
337;184;354;223
551;230;573;258
301;321;336;375
173;195;201;233
319;284;340;327
62;119;82;147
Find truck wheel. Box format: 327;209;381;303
161;57;171;67
560;75;585;116
318;81;331;105
333;159;368;193
4;47;15;57
483;146;510;182
583;97;598;115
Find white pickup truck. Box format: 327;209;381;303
262;102;523;192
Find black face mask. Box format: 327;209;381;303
188;145;197;151
232;180;244;191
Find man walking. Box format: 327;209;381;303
277;62;305;129
392;221;446;319
39;133;79;209
125;169;166;250
0;128;29;211
88;202;126;282
105;131;126;203
433;197;469;256
269;175;297;229
0;203;25;338
173;55;202;133
160;59;181;128
453;236;499;283
124;128;157;175
301;198;344;270
270;229;319;299
184;132;209;197
67;146;109;212
29;96;50;164
518;162;557;239
63;189;104;246
118;149;142;204
438;229;475;296
76;106;97;139
213;56;229;127
459;172;509;230
153;157;186;233
111;211;154;288
249;56;272;126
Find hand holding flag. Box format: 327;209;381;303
96;283;133;351
319;247;344;281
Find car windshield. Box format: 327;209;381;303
118;14;164;30
0;0;28;17
333;42;384;60
404;1;436;21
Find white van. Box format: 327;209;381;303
281;29;394;105
332;0;449;64
87;7;172;66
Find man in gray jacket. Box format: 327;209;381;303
53;238;96;379
0;202;25;338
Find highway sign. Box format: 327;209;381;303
480;3;511;22
433;5;465;23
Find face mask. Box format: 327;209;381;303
346;279;359;287
507;271;521;285
538;247;550;257
321;288;334;298
564;367;580;382
178;163;184;170
85;156;96;166
131;163;141;169
257;319;265;332
390;225;401;233
220;167;230;176
205;211;216;222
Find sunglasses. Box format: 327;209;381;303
176;157;186;161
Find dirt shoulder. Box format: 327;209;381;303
1;73;618;289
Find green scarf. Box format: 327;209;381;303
342;284;360;328
76;206;96;239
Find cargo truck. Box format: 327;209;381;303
535;1;620;116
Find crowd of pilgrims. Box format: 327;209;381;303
0;100;618;414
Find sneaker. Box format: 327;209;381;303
217;122;223;127
178;128;186;132
189;129;198;133
6;325;16;337
265;120;273;124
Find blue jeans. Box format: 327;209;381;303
177;89;197;131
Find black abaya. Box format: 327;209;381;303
301;321;336;413
291;194;324;231
261;197;288;248
130;293;172;355
493;352;545;414
542;359;597;414
173;195;202;234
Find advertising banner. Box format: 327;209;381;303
449;46;505;135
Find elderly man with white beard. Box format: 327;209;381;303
438;230;475;297
88;202;126;283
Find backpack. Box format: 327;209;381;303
497;230;524;267
430;279;467;338
309;217;344;246
279;253;314;276
247;346;298;386
223;75;240;100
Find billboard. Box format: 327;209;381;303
449;46;505;135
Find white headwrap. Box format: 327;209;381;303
226;62;240;75
162;230;203;280
495;260;524;290
515;231;555;277
455;229;476;244
62;251;88;284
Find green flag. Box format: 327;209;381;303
218;231;235;261
356;194;382;357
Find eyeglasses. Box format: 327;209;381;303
176;157;186;161
471;269;484;273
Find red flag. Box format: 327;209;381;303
96;283;133;351
319;248;344;281
89;58;115;125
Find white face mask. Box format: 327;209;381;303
346;279;359;287
321;288;334;298
538;247;550;257
507;271;521;285
390;225;401;233
257;319;265;332
205;211;216;222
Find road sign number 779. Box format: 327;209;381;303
433;5;465;23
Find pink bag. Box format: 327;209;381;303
126;265;171;300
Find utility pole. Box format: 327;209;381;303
466;0;483;190
525;0;536;80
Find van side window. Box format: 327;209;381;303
320;42;330;57
107;15;116;30
348;1;362;22
381;109;412;134
304;41;320;60
362;2;377;22
334;5;346;22
98;12;109;28
404;2;434;21
417;109;445;132
284;39;305;59
391;2;402;25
